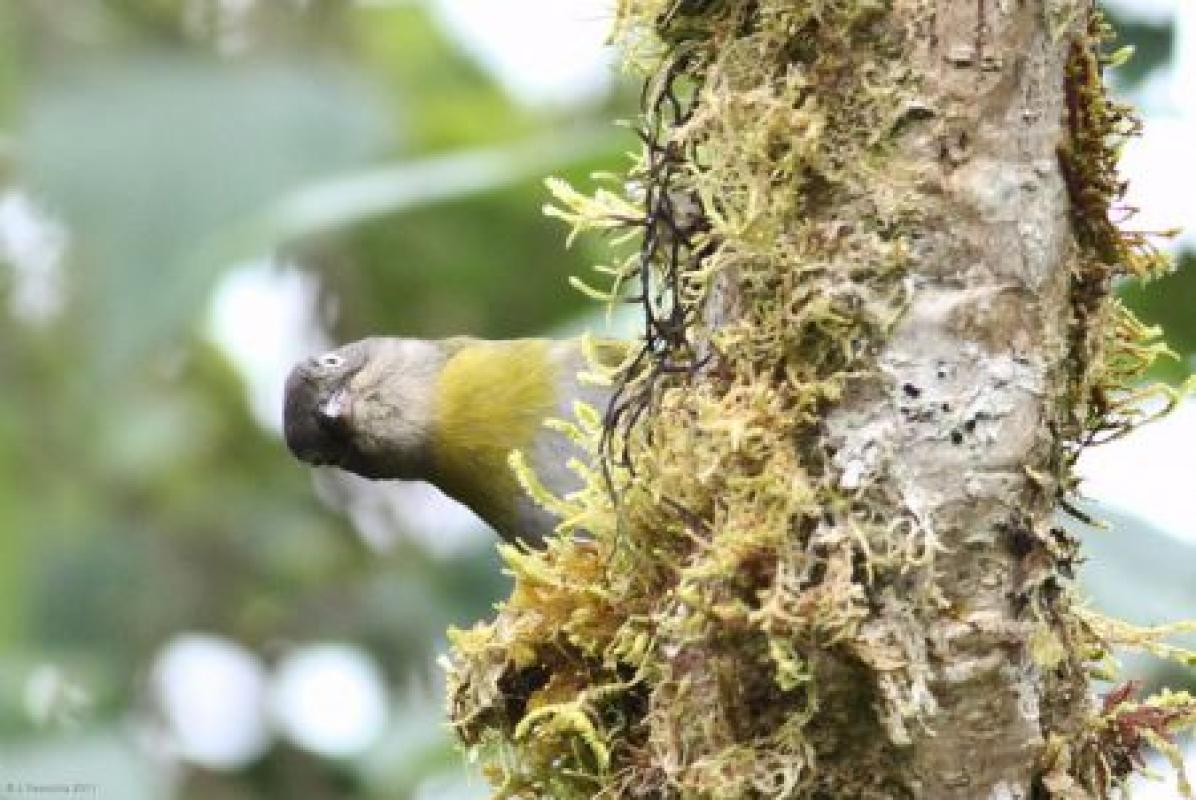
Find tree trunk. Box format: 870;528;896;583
815;2;1083;795
447;2;1178;798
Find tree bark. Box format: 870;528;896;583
817;2;1079;796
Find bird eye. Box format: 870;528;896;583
317;353;344;369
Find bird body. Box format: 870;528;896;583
283;336;613;546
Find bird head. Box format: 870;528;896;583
282;338;445;480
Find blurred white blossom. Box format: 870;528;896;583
0;191;68;323
270;643;389;758
152;634;272;771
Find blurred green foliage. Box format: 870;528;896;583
1121;252;1196;384
24;55;386;374
0;1;1190;798
0;0;631;796
1104;9;1174;88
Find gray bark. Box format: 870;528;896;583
816;3;1085;796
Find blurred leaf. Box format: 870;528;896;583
350;4;535;151
265;127;614;241
310;147;632;340
1119;251;1196;383
0;1;23;131
19;53;391;376
1103;8;1173;89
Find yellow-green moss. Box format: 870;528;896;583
448;2;926;796
1043;9;1196;797
1056;12;1188;473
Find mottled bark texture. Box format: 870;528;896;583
446;2;1179;799
821;3;1078;797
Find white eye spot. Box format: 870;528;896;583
317;353;344;369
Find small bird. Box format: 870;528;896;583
283;336;616;546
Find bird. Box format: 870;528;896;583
282;336;619;547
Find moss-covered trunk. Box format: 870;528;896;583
447;2;1192;798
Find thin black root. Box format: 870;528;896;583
599;47;716;483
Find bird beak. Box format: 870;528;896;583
316;388;351;430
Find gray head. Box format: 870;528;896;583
282;337;446;480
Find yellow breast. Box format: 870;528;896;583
429;340;560;539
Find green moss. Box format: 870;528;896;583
1044;10;1196;798
1056;11;1188;468
447;2;928;796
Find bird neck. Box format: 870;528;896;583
429;340;558;537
